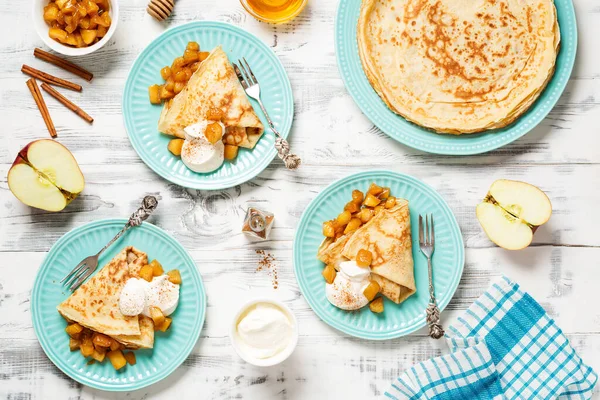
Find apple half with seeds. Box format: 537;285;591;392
7;140;84;212
476;179;552;250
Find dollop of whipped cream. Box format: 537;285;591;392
119;275;180;317
181;120;226;173
326;260;371;310
236;303;293;359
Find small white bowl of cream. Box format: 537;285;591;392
230;298;298;367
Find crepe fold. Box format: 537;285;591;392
57;246;154;349
318;199;416;304
357;0;560;134
158;46;264;148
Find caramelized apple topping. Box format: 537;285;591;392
355;249;373;268
369;297;384;314
363;281;380;302
322;264;337;284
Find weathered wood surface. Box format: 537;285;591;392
1;0;599;398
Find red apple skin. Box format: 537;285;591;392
11;151;28;168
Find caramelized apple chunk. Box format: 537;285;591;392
205;122;223;144
167;269;182;284
124;351;137;365
65;323;83;339
107;350;127;370
336;210;352;226
323;221;335;238
148;259;163;276
148;84;161;105
224;144;239;160
344;201;360;214
322;264;337;284
92;332;112;348
356;249;373;267
149;306;165;327
363;280;380;302
158;317;172;332
69;338;81;351
91;348;106;362
385;196;396;209
364;194;382;207
344;218;362;234
139;265;154;282
351;190;364;204
358;208;374;223
369;297;384;314
367;183;384;196
168;138;184;156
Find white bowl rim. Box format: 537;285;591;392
32;0;119;57
229;298;299;367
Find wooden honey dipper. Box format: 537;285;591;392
147;0;174;21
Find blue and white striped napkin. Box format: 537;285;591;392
386;276;597;400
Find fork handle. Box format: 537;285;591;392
255;99;302;170
255;98;280;136
95;196;158;257
426;258;445;339
96;224;131;257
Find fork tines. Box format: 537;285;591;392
419;214;435;248
233;58;257;89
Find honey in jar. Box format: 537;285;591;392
240;0;307;24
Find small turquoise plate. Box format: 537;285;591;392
335;0;577;155
31;219;206;391
293;171;464;340
123;21;293;189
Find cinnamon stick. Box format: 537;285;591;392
26;78;56;138
34;48;93;82
21;64;82;92
41;83;93;124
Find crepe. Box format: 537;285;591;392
317;199;416;304
57;246;154;349
357;0;560;134
158;46;264;148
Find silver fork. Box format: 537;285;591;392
60;196;158;292
233;58;301;170
419;214;445;339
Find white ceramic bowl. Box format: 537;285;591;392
32;0;119;56
230;298;299;367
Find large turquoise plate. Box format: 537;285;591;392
335;1;577;155
123;21;293;189
31;219;206;391
293;171;464;339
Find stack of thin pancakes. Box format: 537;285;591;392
318;200;417;304
357;0;560;134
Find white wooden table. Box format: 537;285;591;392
1;0;599;398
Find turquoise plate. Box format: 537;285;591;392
123;21;293;189
335;1;577;155
293;171;464;339
31;219;206;391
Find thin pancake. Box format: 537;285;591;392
357;0;559;134
57;247;154;349
110;249;154;349
317;200;415;304
57;247;145;336
342;200;416;304
158;46;264;147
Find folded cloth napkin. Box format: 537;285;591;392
386;276;597;400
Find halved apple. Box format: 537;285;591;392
7;140;84;212
476;179;552;250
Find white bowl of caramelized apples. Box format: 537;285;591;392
33;0;118;56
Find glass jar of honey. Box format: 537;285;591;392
240;0;308;24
